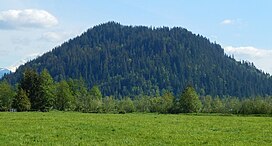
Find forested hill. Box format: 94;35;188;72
4;22;272;98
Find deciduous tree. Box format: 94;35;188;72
0;81;15;111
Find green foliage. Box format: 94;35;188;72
102;96;117;113
86;99;102;113
67;78;89;112
201;95;212;113
89;85;102;100
12;88;31;112
5;22;272;98
19;68;41;110
118;97;135;113
179;86;202;113
211;96;224;113
134;95;151;112
148;92;174;113
39;69;55;111
1;67;272;115
160;92;174;113
223;97;241;114
55;80;75;111
0;81;15;111
17;69;55;111
149;97;162;113
239;97;272;114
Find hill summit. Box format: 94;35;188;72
5;22;272;97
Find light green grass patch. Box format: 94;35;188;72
0;112;271;145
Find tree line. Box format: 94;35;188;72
0;68;271;115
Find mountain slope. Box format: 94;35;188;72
4;22;272;97
0;68;11;79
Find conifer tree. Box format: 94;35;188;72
19;68;40;110
12;88;31;112
89;85;102;100
179;86;202;113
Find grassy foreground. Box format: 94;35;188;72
0;112;271;145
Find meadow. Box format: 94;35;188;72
0;112;271;145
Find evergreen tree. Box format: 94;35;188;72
19;68;41;110
89;85;102;100
179;86;202;113
12;88;31;112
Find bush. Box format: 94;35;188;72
118;97;135;113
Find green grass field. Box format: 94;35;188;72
0;112;271;145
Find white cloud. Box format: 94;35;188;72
0;9;58;29
224;46;272;58
8;53;41;72
41;32;63;42
40;30;81;43
221;19;235;25
224;46;272;74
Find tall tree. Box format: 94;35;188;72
19;68;40;110
89;85;102;100
39;69;55;111
160;92;174;113
0;81;15;111
179;86;202;113
55;80;75;111
12;88;31;112
86;85;103;112
201;95;212;113
67;78;89;112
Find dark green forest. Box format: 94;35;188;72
3;22;272;98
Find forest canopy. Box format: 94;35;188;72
3;22;272;98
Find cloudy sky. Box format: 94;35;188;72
0;0;272;74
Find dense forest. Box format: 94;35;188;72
1;69;271;114
3;22;272;98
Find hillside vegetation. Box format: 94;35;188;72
4;22;272;98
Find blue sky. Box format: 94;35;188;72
1;0;272;73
